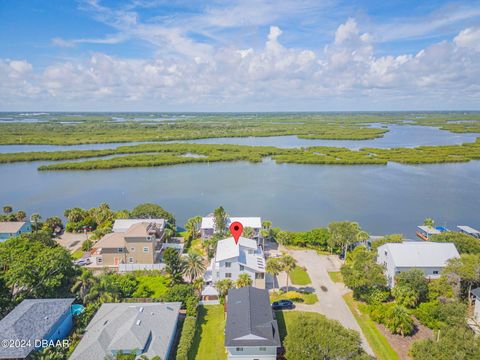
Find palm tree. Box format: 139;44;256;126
423;218;435;227
192;278;205;296
163;228;174;242
30;213;42;232
71;269;97;303
185;252;206;282
15;210;26;221
185;216;202;240
2;205;12;215
215;279;234;298
281;254;296;292
242;227;255;239
236;273;253;288
266;258;284;290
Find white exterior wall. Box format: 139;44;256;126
378;246;444;287
475;298;480;322
212;257;258;283
226;346;277;360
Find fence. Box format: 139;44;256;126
118;263;165;272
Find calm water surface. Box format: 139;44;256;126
1;158;479;238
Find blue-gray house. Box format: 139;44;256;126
0;222;32;241
0;298;75;359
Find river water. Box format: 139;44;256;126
0;125;479;238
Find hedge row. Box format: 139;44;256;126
175;316;198;360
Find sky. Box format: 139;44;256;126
1;0;480;111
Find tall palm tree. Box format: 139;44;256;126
236;273;253;288
266;258;284;290
185;216;202;240
71;269;97;303
2;205;12;215
30;213;42;232
423;218;435;227
281;254;296;292
15;210;26;222
185;252;206;282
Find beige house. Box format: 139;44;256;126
91;222;165;267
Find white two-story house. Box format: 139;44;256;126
377;241;459;287
205;236;266;289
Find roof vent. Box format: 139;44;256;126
139;307;144;312
103;320;108;326
136;320;142;326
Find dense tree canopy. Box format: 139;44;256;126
284;313;369;360
341;246;387;300
130;203;175;225
432;232;480;254
0;235;76;312
410;326;480;360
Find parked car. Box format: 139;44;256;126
74;258;91;266
271;300;294;310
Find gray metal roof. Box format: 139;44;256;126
472;287;480;298
225;287;281;348
0;298;74;359
69;302;181;360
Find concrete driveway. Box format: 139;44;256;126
286;249;374;356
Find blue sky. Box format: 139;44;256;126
1;0;480;111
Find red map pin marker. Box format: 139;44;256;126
229;221;243;245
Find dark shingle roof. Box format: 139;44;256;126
0;298;74;359
225;287;281;347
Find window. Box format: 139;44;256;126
255;273;264;279
216;272;220;278
130;247;135;252
259;347;266;351
117;248;124;253
433;270;439;275
225;262;231;268
143;247;149;252
97;257;103;263
235;347;243;352
239;265;244;271
128;257;134;263
225;273;232;278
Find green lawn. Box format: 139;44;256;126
290;267;311;285
132;274;169;298
328;271;344;283
270;290;318;305
190;305;226;360
343;293;399;360
71;250;84;260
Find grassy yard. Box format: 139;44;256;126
290;267;311;285
131;274;169;298
71;250;84;260
328;271;344;283
343;293;399;360
275;311;330;341
270;290;318;305
190;305;226;360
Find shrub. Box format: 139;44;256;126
365;288;390;305
161;284;194;307
186;296;199;316
414;301;467;330
176;316;197;360
81;239;93;251
369;303;414;336
392;285;420;308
